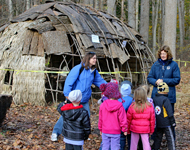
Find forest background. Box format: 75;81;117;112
0;0;190;150
0;0;190;62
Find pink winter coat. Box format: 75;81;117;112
127;102;155;134
98;99;128;134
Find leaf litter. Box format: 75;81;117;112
0;67;190;150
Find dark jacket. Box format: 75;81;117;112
153;93;175;128
147;59;180;103
57;102;91;141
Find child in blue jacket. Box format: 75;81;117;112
118;83;133;150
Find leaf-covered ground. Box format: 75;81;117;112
0;67;190;150
0;98;190;150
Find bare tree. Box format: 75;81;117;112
163;0;177;59
157;0;162;45
121;0;124;21
178;0;185;48
136;0;139;31
26;0;31;10
152;0;160;55
107;0;116;15
140;0;149;43
161;0;165;45
128;0;136;29
9;0;13;21
34;0;40;5
83;0;90;5
99;0;104;11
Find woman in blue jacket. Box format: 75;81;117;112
147;45;180;140
51;52;107;141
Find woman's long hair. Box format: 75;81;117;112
132;87;151;113
81;52;96;69
157;45;173;60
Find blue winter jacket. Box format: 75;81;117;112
118;96;133;111
147;59;180;103
63;64;107;103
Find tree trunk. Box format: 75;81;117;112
136;0;139;31
26;0;30;10
83;0;89;5
128;0;136;29
9;0;13;21
94;0;99;9
152;0;159;55
178;0;185;48
15;0;19;16
163;0;177;59
140;0;149;43
121;0;124;21
90;0;94;6
107;0;116;15
34;0;40;5
99;0;104;11
161;0;165;45
157;1;162;45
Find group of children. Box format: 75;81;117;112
57;80;176;150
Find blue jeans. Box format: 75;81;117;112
52;102;90;135
120;132;126;150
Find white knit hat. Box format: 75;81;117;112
121;84;131;97
68;90;82;102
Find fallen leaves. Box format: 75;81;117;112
0;86;190;150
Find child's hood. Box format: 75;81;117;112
61;103;83;111
61;103;83;120
103;99;123;112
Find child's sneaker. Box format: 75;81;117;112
51;133;58;141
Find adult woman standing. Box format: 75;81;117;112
147;45;180;139
51;52;107;141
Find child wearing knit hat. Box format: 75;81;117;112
97;79;119;105
153;82;176;150
57;90;91;150
98;82;128;150
118;83;133;150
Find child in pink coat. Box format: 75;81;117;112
98;82;128;150
127;87;155;150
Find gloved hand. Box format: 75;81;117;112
169;116;176;127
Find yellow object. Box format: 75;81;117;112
163;106;168;118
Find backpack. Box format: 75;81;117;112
79;66;96;78
63;66;96;104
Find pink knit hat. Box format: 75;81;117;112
100;82;122;99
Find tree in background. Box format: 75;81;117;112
178;0;185;49
128;0;136;29
152;0;160;55
8;0;13;21
140;0;149;44
163;0;177;59
107;0;116;15
0;0;190;61
26;0;31;10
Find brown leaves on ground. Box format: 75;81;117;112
0;102;103;150
0;67;190;150
0;100;190;150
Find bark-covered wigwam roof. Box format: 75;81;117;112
0;1;155;105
